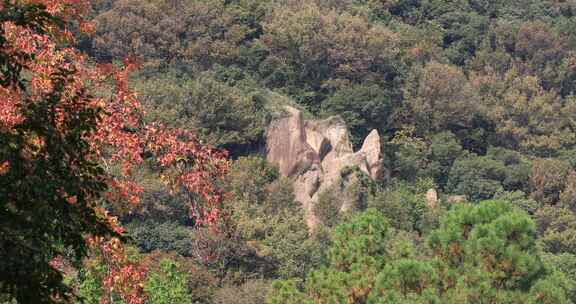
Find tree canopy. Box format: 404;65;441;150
5;0;576;303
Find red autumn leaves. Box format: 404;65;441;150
0;0;230;302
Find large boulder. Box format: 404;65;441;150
359;129;383;180
447;195;467;204
426;188;438;208
266;106;319;177
266;106;385;230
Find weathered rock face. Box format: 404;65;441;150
359;129;383;180
266;106;385;229
447;195;467;204
426;188;438;208
266;106;319;177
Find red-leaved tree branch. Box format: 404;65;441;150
0;1;229;303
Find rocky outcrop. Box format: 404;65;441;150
266;106;385;229
266;106;318;177
447;195;467;204
360;129;383;180
426;189;438;208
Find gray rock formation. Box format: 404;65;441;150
266;106;384;229
426;188;438;208
266;106;318;177
447;195;467;204
359;129;383;180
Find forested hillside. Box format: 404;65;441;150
3;0;576;303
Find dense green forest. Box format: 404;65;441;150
4;0;576;303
